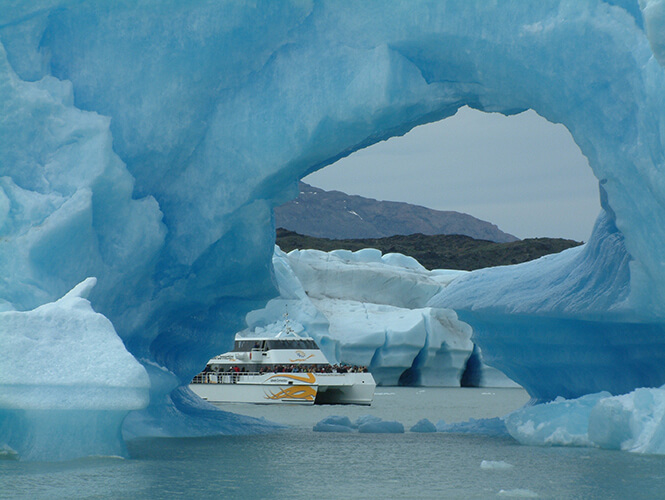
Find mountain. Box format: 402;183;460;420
274;182;518;243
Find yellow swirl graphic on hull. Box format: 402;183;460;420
289;354;315;362
264;385;317;401
266;373;316;384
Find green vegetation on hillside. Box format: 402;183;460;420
276;228;583;271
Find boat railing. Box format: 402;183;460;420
191;371;352;384
191;373;261;384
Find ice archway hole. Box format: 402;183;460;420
302;106;601;392
304;106;599;241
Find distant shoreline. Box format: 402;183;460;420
276;228;583;271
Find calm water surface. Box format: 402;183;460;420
3;388;665;499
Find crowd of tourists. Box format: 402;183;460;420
195;363;369;383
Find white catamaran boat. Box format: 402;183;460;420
190;319;375;405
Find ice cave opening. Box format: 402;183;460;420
295;106;601;389
304;106;600;242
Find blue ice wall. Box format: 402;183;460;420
2;0;665;458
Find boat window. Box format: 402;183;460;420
233;341;256;352
264;339;319;350
234;339;320;351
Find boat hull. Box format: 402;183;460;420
190;372;375;405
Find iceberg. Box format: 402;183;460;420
504;392;610;447
313;414;405;434
497;489;539;498
243;246;517;387
254;247;508;387
2;1;665;458
480;460;514;470
437;417;510;438
502;385;665;455
358;419;405;434
588;386;665;453
313;415;355;433
409;419;438;433
0;278;150;461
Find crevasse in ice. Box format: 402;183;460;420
2;1;665;459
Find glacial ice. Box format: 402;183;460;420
497;489;539;499
313;415;355;433
2;0;665;459
0;278;150;461
432;383;665;455
409;419;438;433
313;415;405;434
245;247;514;387
437;417;510;438
504;392;610;447
358;419;405;434
500;385;665;454
480;460;514;470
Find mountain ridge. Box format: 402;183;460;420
274;182;518;243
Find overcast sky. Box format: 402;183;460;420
304;106;600;242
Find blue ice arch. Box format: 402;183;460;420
2;1;665;460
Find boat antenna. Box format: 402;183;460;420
278;306;298;337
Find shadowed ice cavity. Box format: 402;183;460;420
1;1;665;459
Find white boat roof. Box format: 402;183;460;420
234;333;315;341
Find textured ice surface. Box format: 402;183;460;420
410;418;437;433
358;419;405;434
480;460;514;470
313;415;355;433
588;386;665;453
0;278;149;410
313;414;405;433
2;1;665;458
502;386;665;455
246;247;516;387
0;278;150;460
265;247;494;386
437;417;510;438
429;213;665;401
497;489;539;498
504;392;610;447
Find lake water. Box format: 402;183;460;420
3;387;665;499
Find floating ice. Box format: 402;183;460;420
0;444;18;460
588;386;665;453
286;248;477;386
313;415;354;433
480;460;514;470
358;419;405;434
497;489;539;498
499;386;665;455
355;414;383;428
0;278;150;461
244;247;515;387
437;417;510;438
410;419;437;433
504;392;610;447
2;1;665;458
313;414;404;434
